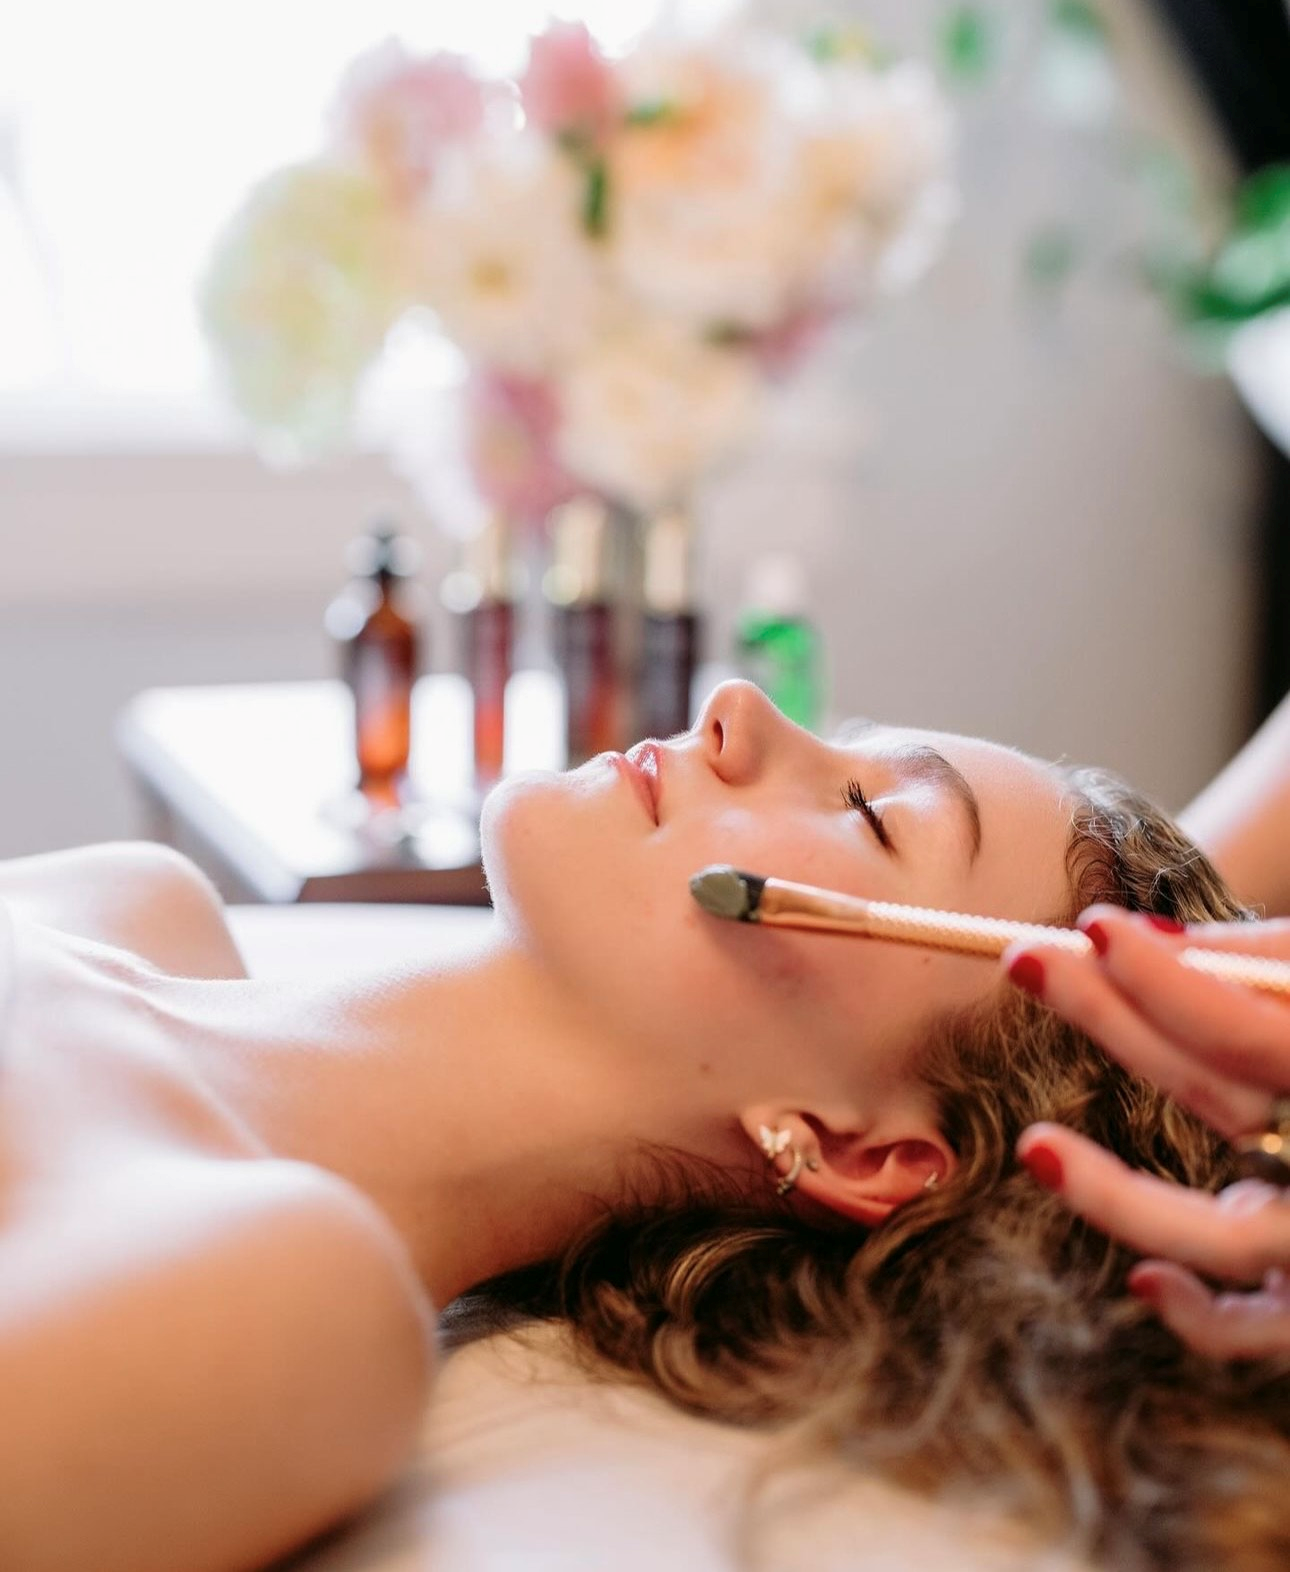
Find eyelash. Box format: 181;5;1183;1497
842;777;892;849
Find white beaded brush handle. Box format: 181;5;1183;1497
688;866;1290;999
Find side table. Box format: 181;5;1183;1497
116;672;563;905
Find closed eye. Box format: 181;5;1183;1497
842;777;893;852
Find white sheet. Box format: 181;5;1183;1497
228;906;1091;1572
289;1322;1087;1572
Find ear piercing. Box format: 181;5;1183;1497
758;1124;820;1197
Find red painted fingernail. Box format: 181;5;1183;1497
1084;920;1109;957
1007;953;1045;996
1020;1143;1063;1191
1145;914;1185;935
1128;1271;1161;1308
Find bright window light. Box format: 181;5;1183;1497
0;2;735;415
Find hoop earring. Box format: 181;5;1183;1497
757;1124;819;1198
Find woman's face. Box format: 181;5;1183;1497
481;680;1074;1112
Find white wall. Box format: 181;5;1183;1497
0;0;1266;862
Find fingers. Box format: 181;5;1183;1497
1004;935;1269;1137
1129;1261;1290;1361
1161;916;1290;957
1016;1124;1290;1283
1077;907;1290;1088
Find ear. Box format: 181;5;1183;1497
739;1105;955;1227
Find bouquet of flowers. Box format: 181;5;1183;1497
201;22;955;516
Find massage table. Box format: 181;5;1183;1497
227;904;1092;1572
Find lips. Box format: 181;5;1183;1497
624;741;662;825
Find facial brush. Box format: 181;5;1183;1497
688;865;1290;997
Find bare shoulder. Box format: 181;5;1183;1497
0;1152;437;1572
0;841;248;979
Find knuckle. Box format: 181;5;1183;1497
1054;970;1115;1036
1171;1075;1242;1137
1174;1314;1238;1360
1224;1216;1280;1282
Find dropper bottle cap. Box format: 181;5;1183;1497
545;497;612;606
346;522;422;581
643;507;694;616
743;551;809;619
441;512;514;614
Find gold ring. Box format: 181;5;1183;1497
1232;1094;1290;1186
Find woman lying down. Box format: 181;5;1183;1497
0;679;1286;1572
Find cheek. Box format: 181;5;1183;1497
480;770;619;920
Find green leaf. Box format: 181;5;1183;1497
940;6;998;86
804;25;889;67
1180;163;1290;322
583;159;609;238
1023;225;1081;289
557;128;592;159
1235;163;1290;230
1050;0;1107;46
624;99;678;127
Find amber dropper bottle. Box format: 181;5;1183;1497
545;497;620;766
441;513;516;791
638;505;700;739
324;524;426;806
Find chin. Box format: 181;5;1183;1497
477;770;540;916
478;767;600;920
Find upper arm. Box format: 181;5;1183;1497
0;1158;437;1572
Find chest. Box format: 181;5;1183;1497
0;908;262;1224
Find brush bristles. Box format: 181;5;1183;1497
688;866;766;921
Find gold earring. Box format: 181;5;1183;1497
776;1149;804;1196
757;1125;820;1197
923;1172;940;1191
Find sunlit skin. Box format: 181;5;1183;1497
3;681;1076;1315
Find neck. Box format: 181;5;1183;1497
144;922;720;1308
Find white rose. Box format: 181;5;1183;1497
416;133;610;375
608;43;808;330
556;318;763;509
794;59;955;302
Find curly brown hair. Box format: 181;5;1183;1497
451;766;1290;1571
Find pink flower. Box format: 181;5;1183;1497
332;42;490;204
465;370;581;526
520;23;621;150
747;306;838;380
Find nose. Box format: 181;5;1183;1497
694;679;800;785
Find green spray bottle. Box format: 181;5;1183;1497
734;552;824;732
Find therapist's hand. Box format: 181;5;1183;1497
1004;908;1290;1360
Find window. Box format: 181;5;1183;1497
1;1;730;440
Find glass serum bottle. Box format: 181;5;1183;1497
545;497;620;767
441;513;516;791
324;524;426;802
638;506;700;739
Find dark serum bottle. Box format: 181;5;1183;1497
441;512;516;791
638;506;700;739
545;497;619;767
324;524;426;803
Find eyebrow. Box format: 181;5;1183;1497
832;719;983;866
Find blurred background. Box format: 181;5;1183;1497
2;0;1288;878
